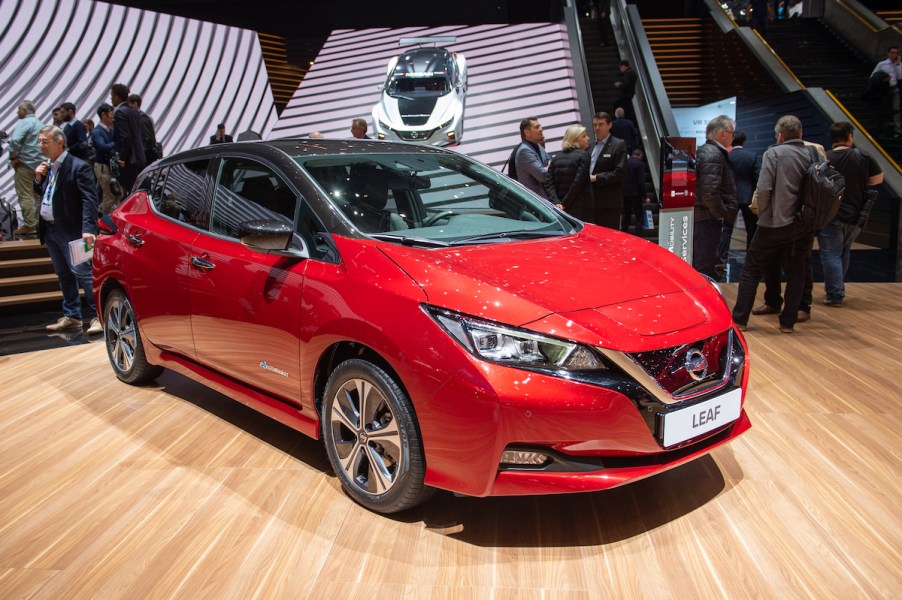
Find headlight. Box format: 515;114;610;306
439;117;454;129
425;306;606;372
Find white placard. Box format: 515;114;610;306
662;388;742;447
68;238;93;265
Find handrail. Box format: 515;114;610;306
833;0;887;32
562;0;596;132
610;0;678;199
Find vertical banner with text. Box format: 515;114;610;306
658;137;697;265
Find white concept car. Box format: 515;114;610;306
372;47;467;146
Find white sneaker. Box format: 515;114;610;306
86;318;103;335
46;316;82;332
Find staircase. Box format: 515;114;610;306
0;239;62;317
763;18;902;164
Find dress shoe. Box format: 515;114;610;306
796;311;810;322
46;316;82;332
752;304;780;315
86;318;103;335
823;298;843;307
13;225;37;236
736;323;748;332
779;326;794;334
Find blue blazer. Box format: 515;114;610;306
728;146;758;207
34;154;99;243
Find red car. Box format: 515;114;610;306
93;139;750;514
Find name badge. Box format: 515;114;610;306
603;153;612;158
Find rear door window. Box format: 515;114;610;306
149;159;211;229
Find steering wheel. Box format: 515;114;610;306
422;210;457;226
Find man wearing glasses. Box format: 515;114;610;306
693;115;737;279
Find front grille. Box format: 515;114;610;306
395;128;437;141
627;330;733;399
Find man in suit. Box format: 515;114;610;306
589;111;626;228
613;60;637;114
110;83;146;194
717;130;758;267
128;93;159;163
210;123;233;144
610;107;639;155
59;102;90;161
34;125;101;335
349;118;370;140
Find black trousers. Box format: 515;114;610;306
732;225;813;328
759;236;813;312
692;218;722;279
621;195;643;232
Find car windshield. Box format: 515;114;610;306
297;153;575;245
387;75;450;97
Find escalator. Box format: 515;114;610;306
763;18;902;162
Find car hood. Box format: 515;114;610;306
378;226;729;350
377;92;461;129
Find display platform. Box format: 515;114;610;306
0;283;899;598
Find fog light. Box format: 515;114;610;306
501;450;551;466
377;133;386;140
446;131;456;140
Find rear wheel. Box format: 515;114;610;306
322;359;433;513
104;289;162;384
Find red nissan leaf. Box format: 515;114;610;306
93;138;750;514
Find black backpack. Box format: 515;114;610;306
503;145;519;180
0;196;19;241
795;145;845;233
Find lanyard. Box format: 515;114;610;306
42;163;57;206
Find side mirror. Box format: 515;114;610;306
238;219;309;258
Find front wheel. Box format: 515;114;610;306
104;288;162;385
322;359;433;513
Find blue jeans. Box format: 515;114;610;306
44;222;96;320
817;220;860;302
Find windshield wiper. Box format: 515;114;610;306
370;233;450;248
449;229;566;245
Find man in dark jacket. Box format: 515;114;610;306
717;130;758;266
128;93;159;163
110;83;146;194
33;125;101;335
818;121;884;306
693;115;737;279
622;149;646;233
92;103;118;215
613;60;637;114
59;102;90;161
590;112;627;228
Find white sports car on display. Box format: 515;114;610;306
372;47;467;145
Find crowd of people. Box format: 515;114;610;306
507;103;884;335
508;109;648;235
3;83;171;335
695;114;883;334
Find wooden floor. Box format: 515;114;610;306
1;283;900;599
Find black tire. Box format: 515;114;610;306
322;359;433;513
103;289;163;385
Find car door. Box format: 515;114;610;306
120;159;211;359
187;156;308;404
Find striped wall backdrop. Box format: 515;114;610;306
271;23;584;170
0;0;278;202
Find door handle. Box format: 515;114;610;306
127;234;144;247
191;255;216;272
